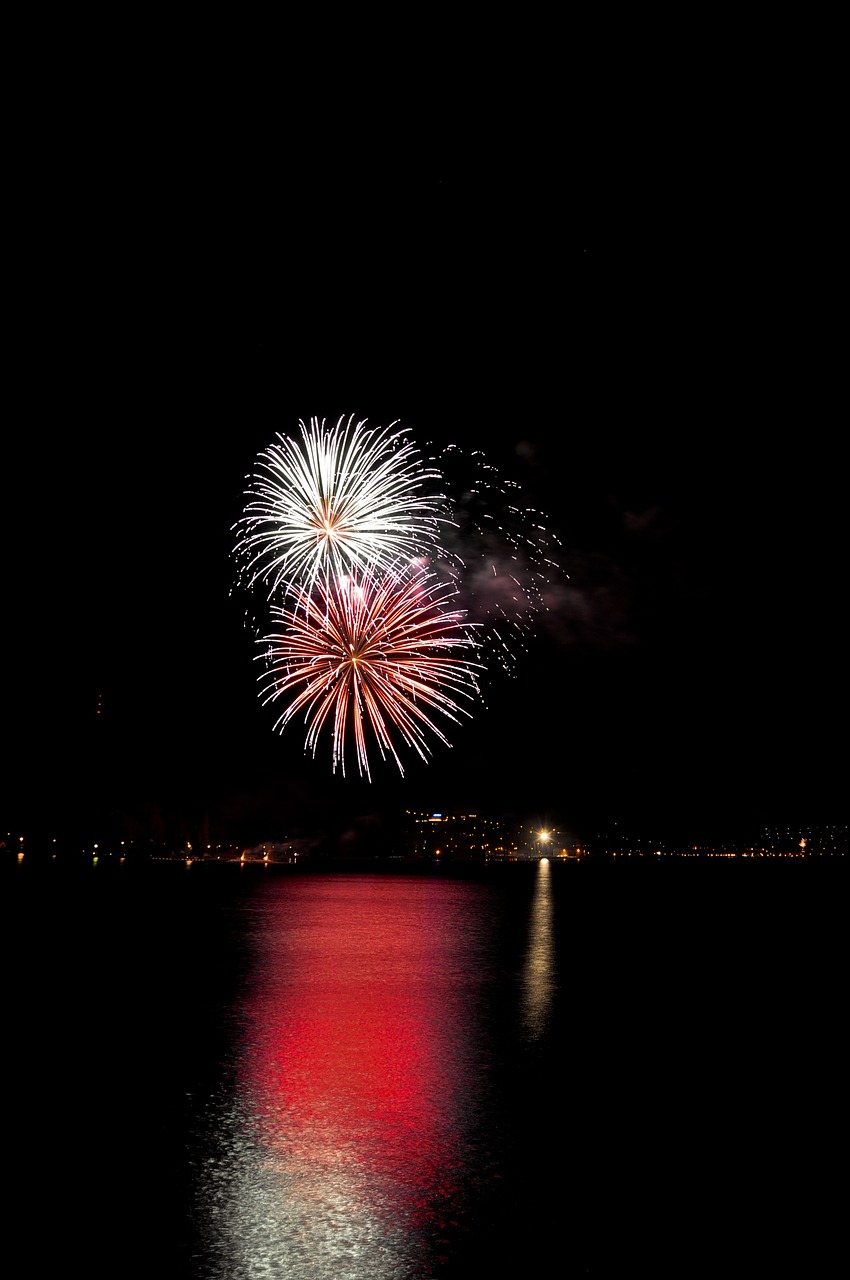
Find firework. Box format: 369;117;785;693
233;414;449;601
423;444;567;677
257;561;483;780
233;415;568;779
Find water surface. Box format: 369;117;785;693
5;857;842;1277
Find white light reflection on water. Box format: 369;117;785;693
520;858;556;1040
193;874;502;1279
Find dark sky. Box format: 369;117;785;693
4;75;844;848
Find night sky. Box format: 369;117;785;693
5;84;843;850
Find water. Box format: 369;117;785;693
4;856;843;1277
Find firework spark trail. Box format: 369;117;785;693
256;562;483;780
232;415;451;602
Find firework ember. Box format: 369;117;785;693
424;443;566;677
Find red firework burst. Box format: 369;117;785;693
257;563;483;779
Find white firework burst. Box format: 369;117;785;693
233;414;450;601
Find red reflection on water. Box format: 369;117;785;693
239;876;478;1238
